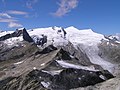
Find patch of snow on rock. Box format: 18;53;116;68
41;81;50;88
14;61;24;65
56;60;97;71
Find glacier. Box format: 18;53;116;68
0;26;118;74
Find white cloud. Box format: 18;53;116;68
0;13;12;18
26;0;38;9
7;10;28;15
0;11;23;28
0;18;17;22
8;22;23;28
53;0;79;17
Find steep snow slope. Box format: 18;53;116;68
0;26;115;73
65;26;114;73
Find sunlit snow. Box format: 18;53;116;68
0;26;116;73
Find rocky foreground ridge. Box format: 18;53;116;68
0;27;120;90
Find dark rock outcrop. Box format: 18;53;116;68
0;29;23;41
23;28;33;42
35;45;57;54
31;34;47;46
0;68;114;90
71;78;120;90
51;68;114;90
0;42;38;61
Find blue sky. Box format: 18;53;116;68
0;0;120;35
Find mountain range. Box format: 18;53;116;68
0;26;120;90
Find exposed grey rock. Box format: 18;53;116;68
0;68;114;90
98;39;120;77
0;29;22;41
71;78;120;90
0;29;119;90
0;41;38;61
0;41;115;90
23;28;33;43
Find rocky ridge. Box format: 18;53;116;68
0;27;120;90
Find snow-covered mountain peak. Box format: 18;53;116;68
65;27;104;45
17;27;24;30
26;26;104;47
26;27;115;73
65;26;93;33
0;26;105;47
65;26;78;30
0;26;120;77
1;27;120;90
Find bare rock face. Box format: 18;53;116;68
71;78;120;90
0;29;23;41
0;41;38;61
23;28;33;43
0;41;114;90
0;28;119;90
0;68;114;90
98;39;120;77
98;40;120;64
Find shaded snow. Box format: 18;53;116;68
65;26;115;73
41;70;63;75
56;60;97;71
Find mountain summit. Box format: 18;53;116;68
0;26;120;90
